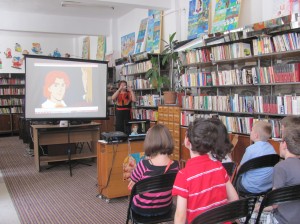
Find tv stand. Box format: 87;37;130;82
31;122;100;172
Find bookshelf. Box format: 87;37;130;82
120;54;162;122
0;73;25;135
178;25;300;145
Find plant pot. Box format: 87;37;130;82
163;91;177;105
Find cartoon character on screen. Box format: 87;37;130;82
131;124;139;136
41;71;70;108
81;67;93;103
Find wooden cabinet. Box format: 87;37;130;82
158;105;181;161
0;114;11;133
97;140;144;200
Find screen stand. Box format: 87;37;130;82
46;120;92;176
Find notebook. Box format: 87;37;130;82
125;120;150;141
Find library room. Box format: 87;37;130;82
0;0;300;223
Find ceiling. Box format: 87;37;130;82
0;0;171;19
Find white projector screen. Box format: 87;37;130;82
25;55;108;120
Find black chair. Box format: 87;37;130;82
222;162;237;180
190;197;257;224
232;154;280;197
255;184;300;224
126;172;177;224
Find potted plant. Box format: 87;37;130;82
146;32;183;105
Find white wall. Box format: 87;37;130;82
0;31;76;73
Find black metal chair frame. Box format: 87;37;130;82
232;154;280;197
255;184;300;224
190;197;257;224
222;162;237;180
126;172;177;224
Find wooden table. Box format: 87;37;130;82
32;122;100;172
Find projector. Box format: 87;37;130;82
101;131;128;143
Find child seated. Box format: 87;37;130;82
236;120;276;194
128;124;179;216
172;118;238;223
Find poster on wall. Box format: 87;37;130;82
82;37;90;59
211;0;242;34
188;0;211;40
96;35;106;61
145;10;162;54
135;18;148;54
121;32;135;57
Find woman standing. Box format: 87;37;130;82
111;80;136;132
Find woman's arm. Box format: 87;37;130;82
174;196;187;224
111;86;122;101
128;86;136;102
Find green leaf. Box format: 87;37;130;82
169;32;176;43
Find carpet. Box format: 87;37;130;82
0;136;128;224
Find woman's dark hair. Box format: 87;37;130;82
186;118;218;155
208;118;233;161
118;80;127;87
143;124;174;157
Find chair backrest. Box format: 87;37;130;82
233;154;280;186
126;172;177;223
255;184;300;224
190;197;257;224
222;162;236;177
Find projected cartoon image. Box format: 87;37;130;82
41;71;70;108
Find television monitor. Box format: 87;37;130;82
125;120;150;141
25;55;108;120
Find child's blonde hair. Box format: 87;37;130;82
252;120;272;141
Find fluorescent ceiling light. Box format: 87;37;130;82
61;1;114;9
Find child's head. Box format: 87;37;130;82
250;120;272;142
208;118;233;161
281;126;300;157
186;118;218;156
281;116;300;135
143;124;174;157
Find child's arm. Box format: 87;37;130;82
226;180;239;201
174;196;187;224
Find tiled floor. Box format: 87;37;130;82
0;170;20;224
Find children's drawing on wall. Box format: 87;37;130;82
105;52;114;67
32;43;43;54
11;56;23;69
211;0;241;33
121;32;135;57
96;35;106;61
135;18;148;54
82;37;90;60
15;43;22;52
0;58;2;69
188;0;210;40
5;48;12;58
145;10;162;53
272;0;292;17
53;48;61;57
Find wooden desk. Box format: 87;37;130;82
32;123;100;172
97;140;144;200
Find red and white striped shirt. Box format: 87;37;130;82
172;154;229;223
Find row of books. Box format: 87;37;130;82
180;111;216;127
252;32;300;55
210;42;252;61
127;79;151;89
178;48;211;65
0;88;25;95
135;95;161;107
252;63;300;84
0;98;24;106
131;109;158;121
181;68;254;87
181;94;300;115
121;60;152;75
0;107;23;114
0;78;25;85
